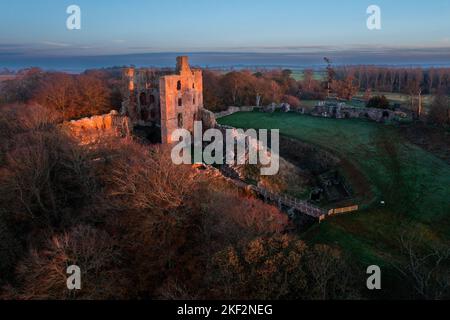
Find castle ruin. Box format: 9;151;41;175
121;56;204;143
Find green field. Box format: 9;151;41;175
354;91;434;107
219;111;450;294
291;70;326;81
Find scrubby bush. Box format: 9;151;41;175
208;235;361;300
0;218;21;284
428;94;450;126
282;95;301;108
367;95;391;109
2;225;129;300
1;125;96;229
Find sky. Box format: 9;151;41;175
0;0;449;69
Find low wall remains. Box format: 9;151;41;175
310;104;410;122
214;106;255;119
64;110;132;144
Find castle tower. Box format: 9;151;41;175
160;56;203;144
121;56;203;144
125;68;135;91
176;56;191;74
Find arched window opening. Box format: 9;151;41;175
192;83;195;89
177;80;181;91
177;113;183;128
141;109;149;121
139;92;147;106
193;97;196;104
178;98;183;107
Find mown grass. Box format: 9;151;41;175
354;91;435;107
291;70;326;81
218;111;450;295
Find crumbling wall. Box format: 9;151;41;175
201;108;217;129
121;56;204;144
64;110;131;145
214;106;254;119
121;68;162;126
310;104;396;122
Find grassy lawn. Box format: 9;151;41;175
218;112;450;293
354;91;434;107
291;70;326;81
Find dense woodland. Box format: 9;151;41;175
0;103;366;299
0;68;123;121
0;66;449;299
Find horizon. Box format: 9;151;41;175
2;51;450;73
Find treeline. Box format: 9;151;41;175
332;66;450;125
203;69;325;112
2;65;449;125
334;66;450;95
0;68;123;121
204;66;450;108
204;66;450;126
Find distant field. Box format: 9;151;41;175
291;70;326;81
218;111;450;295
301;91;440;110
355;91;434;107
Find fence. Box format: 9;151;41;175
327;205;359;216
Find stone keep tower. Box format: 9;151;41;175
121;56;203;144
160;56;203;144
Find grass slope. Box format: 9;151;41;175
218;112;450;294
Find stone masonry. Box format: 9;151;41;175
121;56;204;143
311;103;396;122
64;110;131;145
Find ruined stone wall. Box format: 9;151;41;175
121;56;204;144
121;68;162;126
310;104;396;122
201;108;217;128
64;110;131;145
214;106;254;119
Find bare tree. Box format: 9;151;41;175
394;232;450;300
